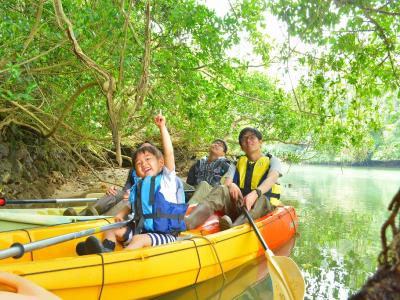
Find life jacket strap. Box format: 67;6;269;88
134;180;145;234
265;192;281;199
149;176;156;205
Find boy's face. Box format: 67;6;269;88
134;151;164;177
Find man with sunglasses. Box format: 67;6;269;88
186;139;233;204
185;128;282;230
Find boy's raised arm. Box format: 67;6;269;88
154;113;175;171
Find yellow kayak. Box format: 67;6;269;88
0;206;299;299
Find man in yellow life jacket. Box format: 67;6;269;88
185;127;282;230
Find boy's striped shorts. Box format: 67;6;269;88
147;232;177;246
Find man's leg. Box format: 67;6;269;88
103;199;130;216
188;181;213;204
232;195;273;226
250;195;272;219
185;185;234;229
79;190;125;216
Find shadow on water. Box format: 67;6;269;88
156;236;297;300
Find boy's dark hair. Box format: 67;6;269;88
238;127;263;145
212;139;228;153
132;145;163;164
136;140;155;148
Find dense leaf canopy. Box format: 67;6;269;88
0;0;398;164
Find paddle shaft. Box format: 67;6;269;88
243;207;305;300
0;198;99;206
242;208;269;251
0;219;131;260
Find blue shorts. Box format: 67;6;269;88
147;233;177;246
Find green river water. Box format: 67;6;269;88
159;164;400;300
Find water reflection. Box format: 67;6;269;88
282;165;400;299
157;237;296;300
159;165;400;300
156;256;272;300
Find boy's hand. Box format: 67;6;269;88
114;212;125;222
154;113;166;128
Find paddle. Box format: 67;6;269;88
0;219;132;260
242;207;305;300
0;197;98;206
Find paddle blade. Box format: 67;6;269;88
266;254;305;300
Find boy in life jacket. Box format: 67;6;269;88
64;141;186;216
76;113;187;254
185;127;282;230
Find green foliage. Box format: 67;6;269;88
268;0;400;160
0;0;397;162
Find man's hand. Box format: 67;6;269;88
228;183;242;202
106;186;118;196
154;113;166;128
243;190;258;211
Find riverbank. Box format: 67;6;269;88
50;167;129;199
306;160;400;168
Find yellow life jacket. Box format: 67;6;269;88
236;155;282;206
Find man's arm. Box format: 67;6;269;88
186;162;197;186
258;155;282;193
122;169;134;190
223;165;243;202
242;170;280;210
257;170;280;195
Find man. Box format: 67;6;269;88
184;127;282;230
186;139;233;204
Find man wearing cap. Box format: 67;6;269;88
186;139;233;204
185;128;282;230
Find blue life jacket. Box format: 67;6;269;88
130;174;188;235
131;169;186;203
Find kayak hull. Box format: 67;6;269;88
0;206;299;299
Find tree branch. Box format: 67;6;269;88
0;41;67;74
118;0;134;89
365;14;400;88
361;6;400;16
133;0;151;110
44;81;98;138
22;0;45;54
